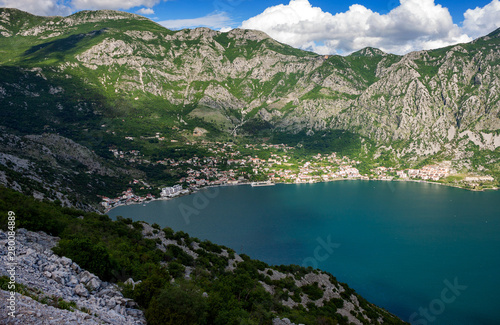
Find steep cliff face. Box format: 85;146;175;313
1;8;499;163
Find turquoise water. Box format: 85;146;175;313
108;181;500;324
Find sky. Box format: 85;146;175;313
1;0;499;55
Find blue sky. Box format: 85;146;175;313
146;0;490;25
1;0;499;54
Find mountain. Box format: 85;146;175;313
0;7;496;324
1;8;499;158
0;7;499;196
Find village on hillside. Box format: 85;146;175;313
101;140;496;211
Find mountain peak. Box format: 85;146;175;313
349;47;387;57
227;28;271;41
65;9;148;23
0;7;35;16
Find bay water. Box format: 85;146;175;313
108;181;500;324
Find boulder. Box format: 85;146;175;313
52;271;68;285
106;298;116;308
70;262;81;273
68;275;79;287
25;248;36;256
79;271;92;284
60;256;72;265
74;284;89;298
88;277;101;291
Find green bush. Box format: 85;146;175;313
302;282;324;301
53;238;115;281
146;280;208;325
168;262;186;278
165;244;195;266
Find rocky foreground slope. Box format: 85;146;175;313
0;228;146;324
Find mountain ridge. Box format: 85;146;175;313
1;7;499;193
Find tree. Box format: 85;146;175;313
146;280;208;325
53;238;115;281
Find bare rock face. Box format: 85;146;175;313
1;7;499;166
74;284;89;297
63;15;499;159
0;229;146;325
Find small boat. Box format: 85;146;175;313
251;181;275;187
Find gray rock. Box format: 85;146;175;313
88;277;101;291
71;262;81;273
0;228;147;324
74;284;89;298
106;298;116;308
25;248;36;256
96;288;112;297
52;270;68;285
273;318;296;325
60;256;72;265
79;270;92;284
68;275;79;286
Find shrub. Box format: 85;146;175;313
146;281;208;325
302;282;324;301
168;262;186;278
53;238;115;281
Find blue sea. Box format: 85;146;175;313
108;181;500;324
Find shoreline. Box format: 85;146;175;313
104;177;498;214
393;178;499;192
104;182;252;213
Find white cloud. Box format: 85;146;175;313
0;0;72;16
136;7;155;15
0;0;162;16
70;0;160;10
462;0;500;38
159;12;233;30
240;0;477;55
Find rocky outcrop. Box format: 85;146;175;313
0;229;145;324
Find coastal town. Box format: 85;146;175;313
101;140;495;211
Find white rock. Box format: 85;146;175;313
106;298;116;308
75;284;89;298
68;275;79;286
79;270;92;284
60;256;72;265
88;277;101;291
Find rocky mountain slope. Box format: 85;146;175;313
0;228;146;324
0;7;499;199
1;8;499;151
0;130;142;211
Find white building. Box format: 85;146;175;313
161;184;183;197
